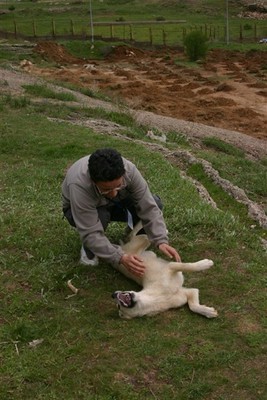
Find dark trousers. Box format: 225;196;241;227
63;194;163;258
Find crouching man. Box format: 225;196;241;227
62;148;180;276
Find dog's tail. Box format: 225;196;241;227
169;259;213;273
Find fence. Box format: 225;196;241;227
0;19;265;46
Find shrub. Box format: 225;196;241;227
183;30;208;61
243;23;252;31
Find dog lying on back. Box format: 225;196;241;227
112;223;218;319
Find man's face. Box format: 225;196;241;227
95;177;126;199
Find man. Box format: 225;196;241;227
62;148;180;277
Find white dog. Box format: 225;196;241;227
112;224;218;319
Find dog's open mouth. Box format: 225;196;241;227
112;291;135;308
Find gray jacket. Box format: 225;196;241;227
62;155;168;265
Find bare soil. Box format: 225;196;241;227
29;42;267;142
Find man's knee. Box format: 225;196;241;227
153;194;163;210
63;208;76;227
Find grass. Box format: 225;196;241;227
22;84;77;102
198;138;267;212
0;78;267;399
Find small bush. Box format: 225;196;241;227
243;23;252;31
156;16;165;21
183;30;208;61
8;5;15;11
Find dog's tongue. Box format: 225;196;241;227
118;292;131;307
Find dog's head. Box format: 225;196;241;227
112;291;138;319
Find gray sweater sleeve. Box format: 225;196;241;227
68;183;124;265
126;162;168;246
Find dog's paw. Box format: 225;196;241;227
197;259;214;270
203;306;218;318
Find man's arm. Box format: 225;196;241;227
69;184;124;265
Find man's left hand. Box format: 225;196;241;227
158;243;181;262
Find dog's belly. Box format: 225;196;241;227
137;289;188;316
142;254;184;289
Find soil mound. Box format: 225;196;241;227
106;45;146;61
34;41;84;65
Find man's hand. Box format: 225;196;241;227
120;254;146;277
158;243;181;262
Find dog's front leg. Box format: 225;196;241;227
184;288;218;318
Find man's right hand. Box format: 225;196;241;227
120;254;146;277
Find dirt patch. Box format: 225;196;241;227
34;41;85;65
27;42;267;142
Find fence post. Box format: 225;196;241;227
239;24;243;42
149;27;153;45
129;25;133;41
110;24;114;39
182;27;186;42
254;23;257;41
162;29;166;46
52;19;55;38
32;20;36;37
13;20;17;39
205;24;207;37
209;25;212;39
70;19;74;36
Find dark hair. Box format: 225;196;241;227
88;148;125;182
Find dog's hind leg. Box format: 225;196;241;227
184;288;218;318
169;259;213;273
127;221;143;240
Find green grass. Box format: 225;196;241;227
198;138;267;212
0;84;267;399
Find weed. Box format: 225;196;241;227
1;94;31;108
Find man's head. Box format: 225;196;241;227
88;148;126;198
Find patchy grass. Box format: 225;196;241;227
0;84;266;400
202;136;245;158
22;84;77;102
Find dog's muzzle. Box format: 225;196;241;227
112;291;136;308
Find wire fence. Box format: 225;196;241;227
0;19;266;46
